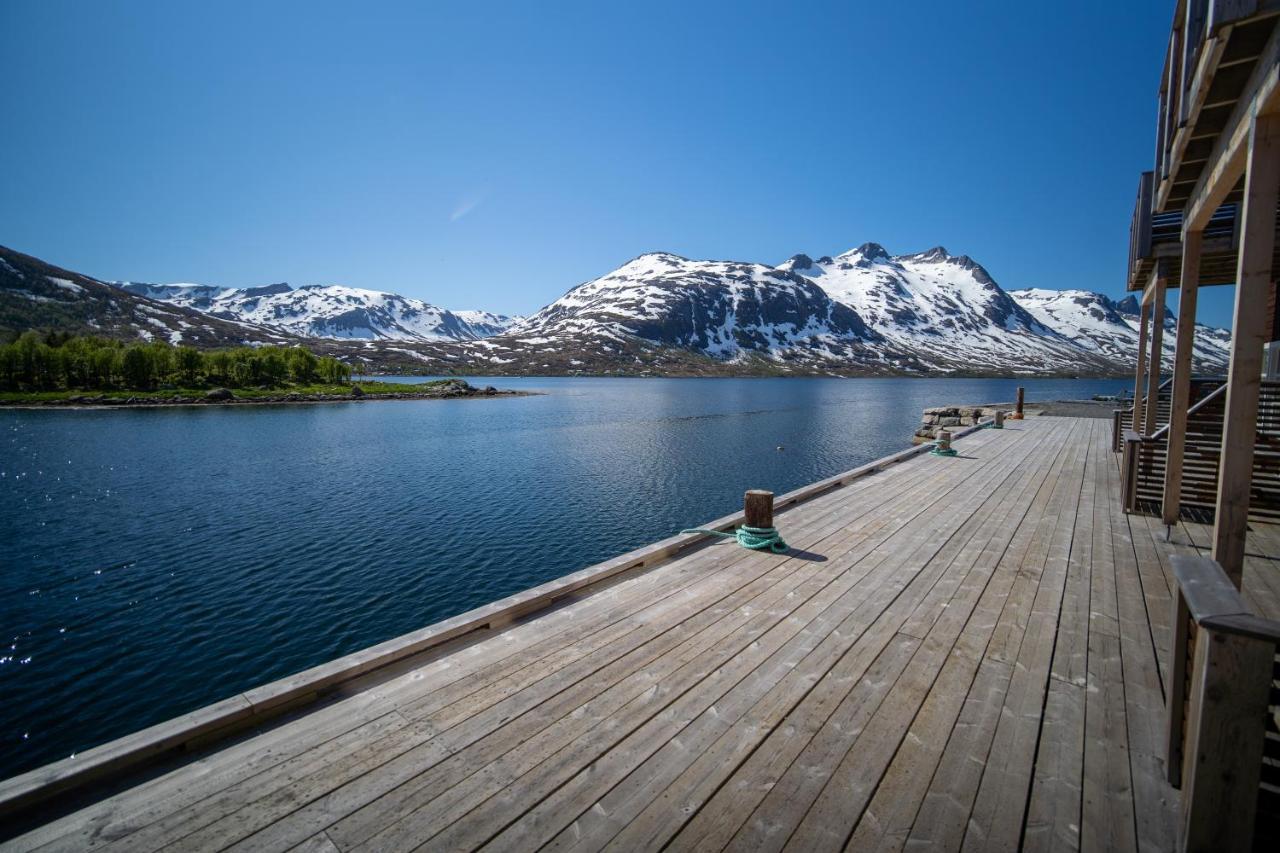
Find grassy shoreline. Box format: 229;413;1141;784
0;379;525;408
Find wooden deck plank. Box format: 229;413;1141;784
20;480;924;851
464;423;1074;853
5;417;1255;853
901;421;1091;852
265;429;1029;852
776;422;1090;852
1022;422;1101;853
954;422;1091;851
196;426;1035;852
1079;426;1138;853
38;440;989;853
898;422;1092;851
1109;472;1179;851
642;424;1075;852
674;423;1070;853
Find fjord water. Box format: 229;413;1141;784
0;376;1127;778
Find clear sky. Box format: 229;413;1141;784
0;0;1238;326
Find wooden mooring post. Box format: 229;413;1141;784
1010;387;1025;420
744;490;774;529
994;409;1005;429
931;430;958;457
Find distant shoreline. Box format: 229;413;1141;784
0;380;531;410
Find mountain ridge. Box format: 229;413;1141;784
1;242;1232;377
116;281;520;342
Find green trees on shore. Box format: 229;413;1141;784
0;332;351;392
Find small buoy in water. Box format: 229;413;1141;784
776;445;785;451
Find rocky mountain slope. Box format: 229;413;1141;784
0;245;295;347
777;244;1121;374
118;282;518;342
501;252;926;372
1009;289;1231;373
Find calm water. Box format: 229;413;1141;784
0;376;1127;778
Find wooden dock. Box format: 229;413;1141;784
4;415;1279;851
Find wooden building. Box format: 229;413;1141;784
1122;0;1280;848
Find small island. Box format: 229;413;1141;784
0;332;521;407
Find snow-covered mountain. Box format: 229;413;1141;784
1009;289;1231;373
116;282;518;342
0;245;297;348
7;240;1234;377
777;244;1117;374
506;252;921;371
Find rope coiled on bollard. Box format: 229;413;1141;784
680;525;789;553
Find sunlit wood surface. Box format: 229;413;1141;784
10;416;1280;852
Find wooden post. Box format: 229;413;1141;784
1163;230;1203;525
1010;387;1025;419
937;430;952;451
1177;627;1273;852
744;490;774;529
1145;275;1168;435
994;409;1005;429
1164;589;1191;786
1212;113;1280;586
1134;299;1152;432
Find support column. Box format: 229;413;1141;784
1163;230;1203;525
1212;112;1280;586
1133;299;1152;431
1145;275;1169;434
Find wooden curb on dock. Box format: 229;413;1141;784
0;419;996;818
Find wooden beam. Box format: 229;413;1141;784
1164;589;1190;786
1177;625;1272;852
1134;300;1152;431
1163;230;1203;524
1171;553;1273;851
1212;112;1280;585
1146;276;1169;434
1184;18;1280;230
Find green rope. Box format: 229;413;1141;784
930;441;958;457
681;525;789;554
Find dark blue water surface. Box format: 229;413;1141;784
0;376;1128;778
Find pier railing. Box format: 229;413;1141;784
1165;554;1280;852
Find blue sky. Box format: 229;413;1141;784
0;0;1237;326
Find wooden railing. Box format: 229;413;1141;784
1122;380;1280;521
1112;376;1197;453
1165;554;1280;852
1126;176;1239;289
1129;171;1155;285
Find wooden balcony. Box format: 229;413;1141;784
1127;171;1241;290
1154;1;1280;215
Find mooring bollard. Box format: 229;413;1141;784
1010;386;1025;420
994;409;1005;429
931;429;958;457
744;489;774;529
681;488;786;552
